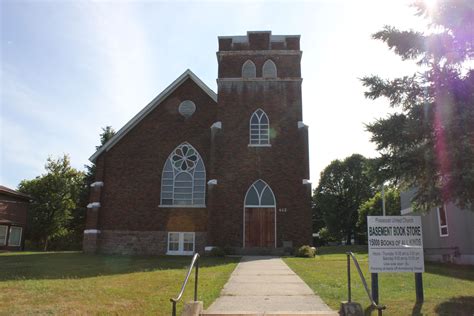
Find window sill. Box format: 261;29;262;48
167;251;195;256
159;205;206;208
248;144;271;147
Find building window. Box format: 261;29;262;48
245;180;276;207
167;232;195;255
262;59;277;78
437;205;448;237
242;60;256;78
249;109;270;146
8;226;22;247
178;100;196;118
160;143;206;207
0;225;7;246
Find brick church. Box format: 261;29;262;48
83;31;312;255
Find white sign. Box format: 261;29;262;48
368;216;424;273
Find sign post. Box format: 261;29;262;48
368;216;424;302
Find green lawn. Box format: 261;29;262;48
0;251;240;315
284;246;474;316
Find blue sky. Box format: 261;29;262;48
1;0;426;189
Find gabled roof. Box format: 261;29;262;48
0;185;31;201
89;69;217;162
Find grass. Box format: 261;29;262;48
0;251;240;315
284;246;474;316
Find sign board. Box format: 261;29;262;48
368;216;424;273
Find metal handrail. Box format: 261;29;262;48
170;253;200;316
346;252;385;315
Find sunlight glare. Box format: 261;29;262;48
423;0;438;11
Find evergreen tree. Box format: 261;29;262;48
362;0;474;210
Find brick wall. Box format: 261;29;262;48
209;32;312;248
0;193;28;226
98;230;207;255
85;31;312;255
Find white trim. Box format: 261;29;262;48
90;181;104;188
242;60;257;78
84;229;101;234
160;143;206;207
167;232;195;256
249;109;270;146
89;69;217;162
297;121;308;129
87;202;101;209
437;205;449;237
158;204;206;208
262;59;277;78
0;225;7;246
211;121;222;129
243;180;277;248
7;226;22;247
207;179;217;186
401;207;413;215
248;144;272;147
244;204;276;208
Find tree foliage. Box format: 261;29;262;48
313;154;374;244
357;187;401;241
18;155;84;250
84;126;116;185
362;0;474;210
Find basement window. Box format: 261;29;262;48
167;232;195;255
8;226;22;247
0;225;7;246
437;205;448;237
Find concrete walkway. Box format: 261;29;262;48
204;256;336;314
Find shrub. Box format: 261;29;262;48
295;245;316;258
208;247;226;257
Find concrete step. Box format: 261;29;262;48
233;247;287;256
201;311;339;316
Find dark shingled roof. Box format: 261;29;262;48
0;185;31;201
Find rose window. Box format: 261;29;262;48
171;145;198;171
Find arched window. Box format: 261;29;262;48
249;109;270;145
160;143;206;207
242;60;256;78
262;60;277;78
244;180;276;207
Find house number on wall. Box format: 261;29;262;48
278;208;287;213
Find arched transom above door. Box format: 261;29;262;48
244;180;276;207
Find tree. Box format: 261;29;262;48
84;126;116;185
357;187;401;242
18;155;85;250
362;0;474;211
313;154;374;244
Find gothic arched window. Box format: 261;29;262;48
244;180;276;207
249;109;270;146
160;143;206;207
242;60;256;78
262;59;277;78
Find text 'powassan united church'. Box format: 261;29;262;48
83;31;312;255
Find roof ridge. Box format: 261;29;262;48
89;70;216;162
